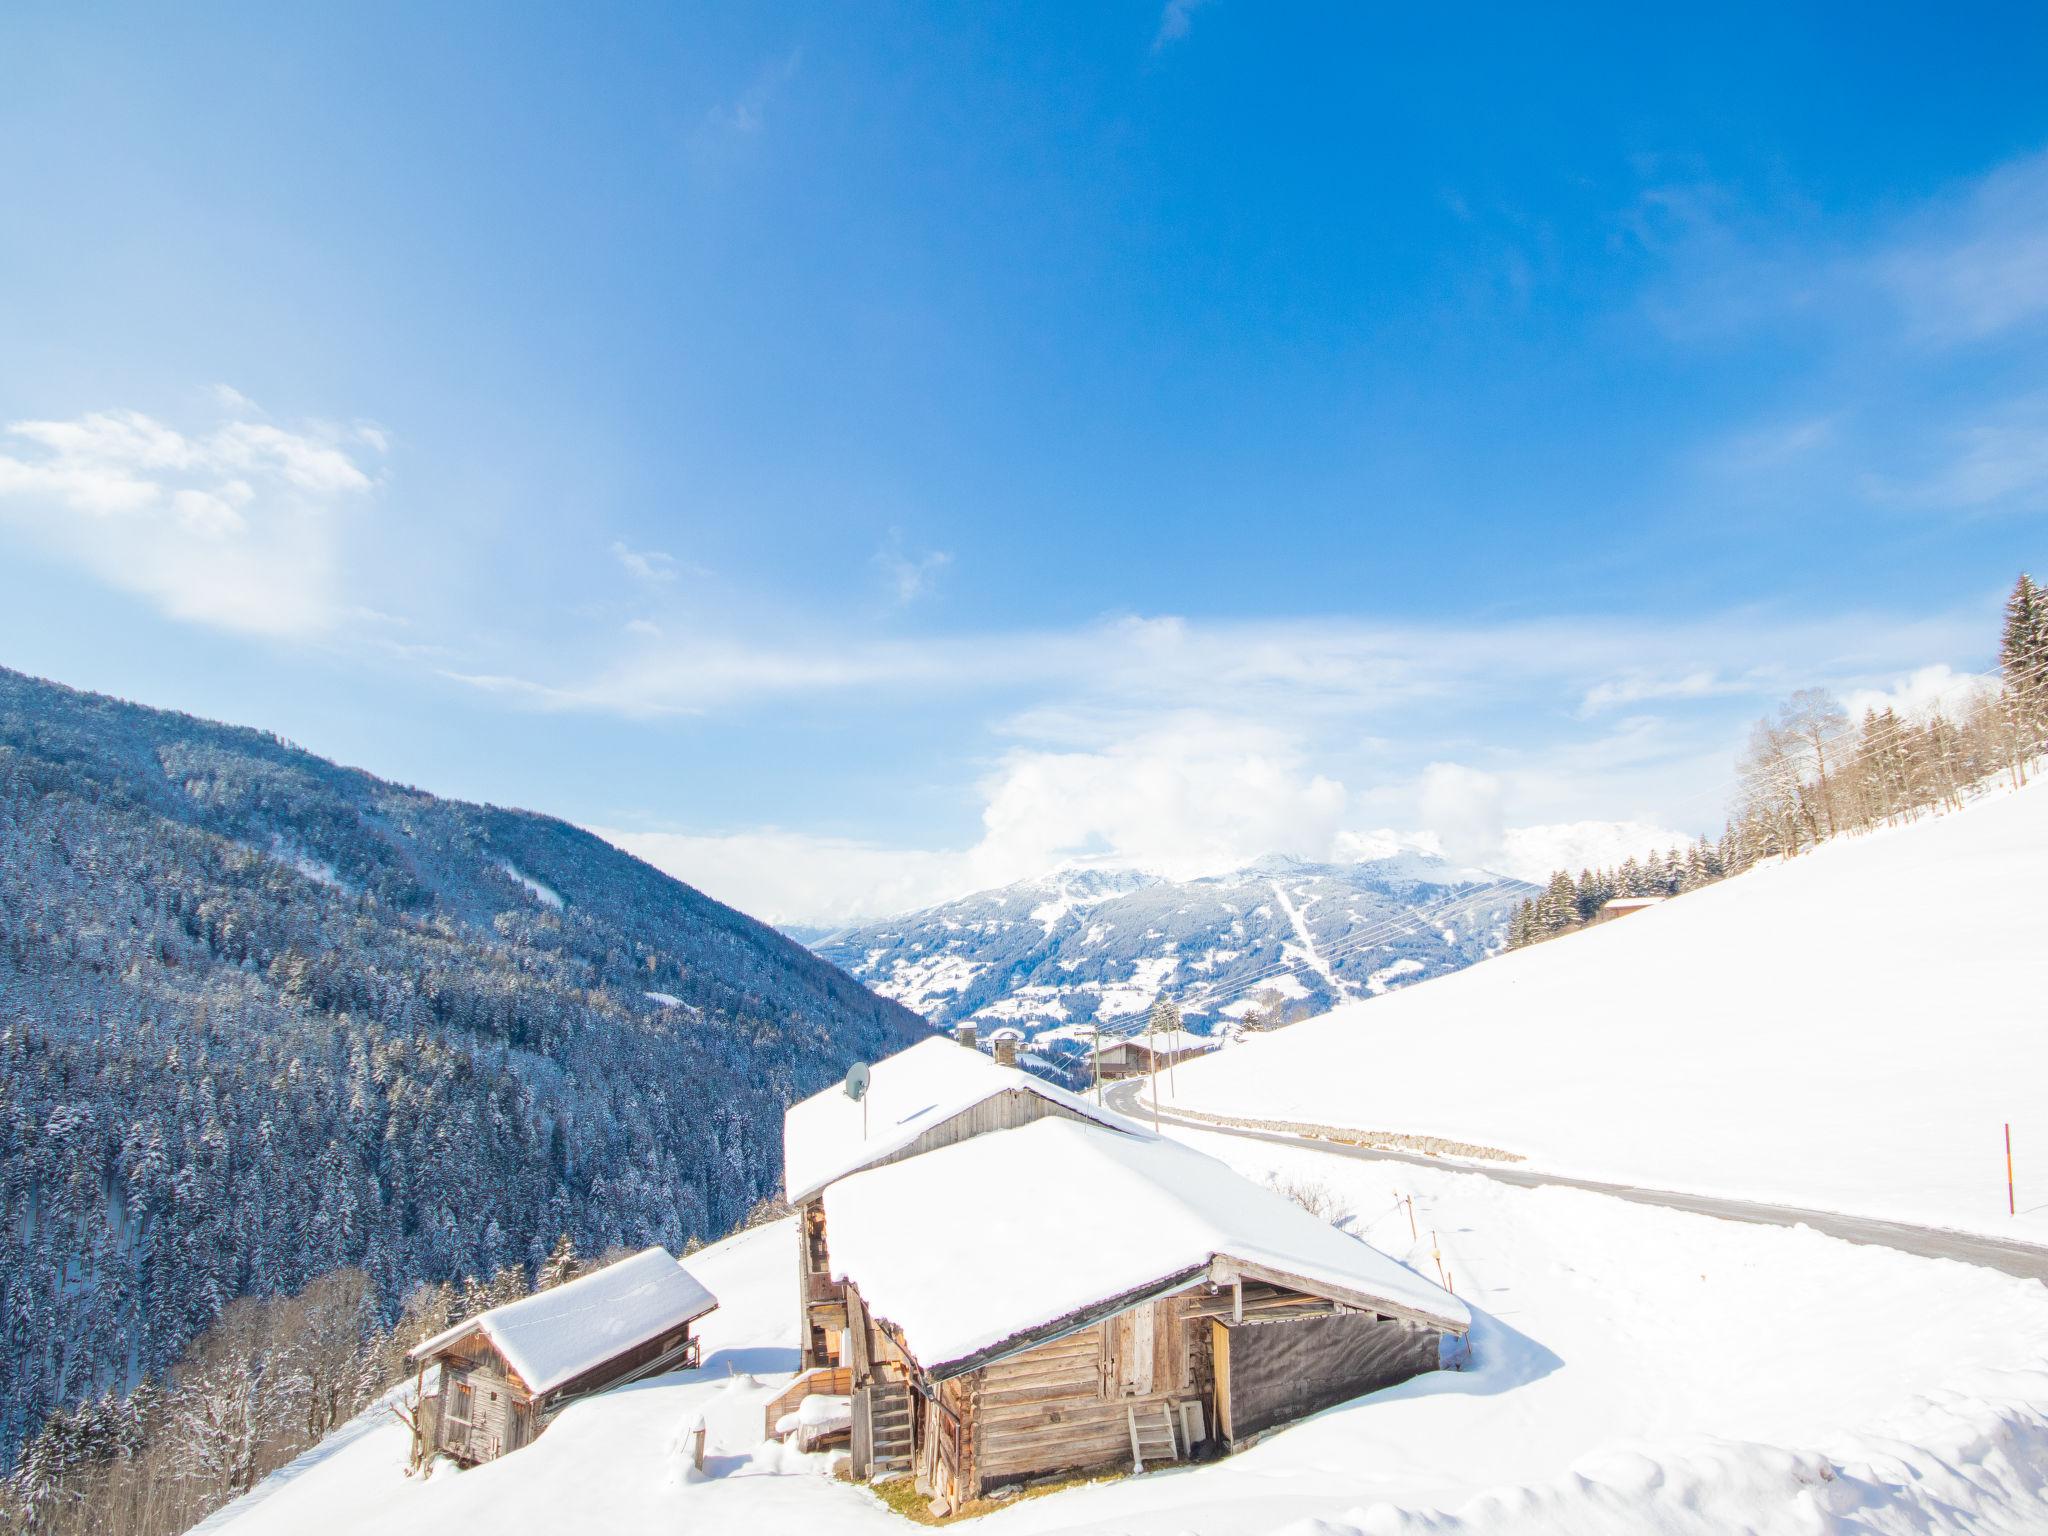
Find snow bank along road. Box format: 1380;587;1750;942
206;1124;2048;1536
1107;1081;2048;1282
1160;778;2048;1245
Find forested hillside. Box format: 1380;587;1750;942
0;666;927;1468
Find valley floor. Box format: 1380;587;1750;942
207;1127;2048;1536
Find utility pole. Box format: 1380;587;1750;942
1093;1023;1103;1105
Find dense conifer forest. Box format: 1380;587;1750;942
0;665;927;1491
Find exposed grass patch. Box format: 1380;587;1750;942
858;1468;1125;1524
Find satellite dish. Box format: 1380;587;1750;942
844;1062;871;1102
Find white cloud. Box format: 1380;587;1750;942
489;596;1986;923
1415;762;1508;867
1495;820;1696;883
446;603;1978;729
699;49;802;144
1900;398;2048;513
971;717;1347;885
611;539;679;582
1840;663;1998;724
1579;668;1748;716
0;400;380;635
1153;0;1211;50
873;531;952;604
1878;149;2048;343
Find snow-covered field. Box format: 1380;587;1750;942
206;1126;2048;1536
1168;779;2048;1241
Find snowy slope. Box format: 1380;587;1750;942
810;856;1532;1054
204;1128;2048;1536
1166;779;2048;1240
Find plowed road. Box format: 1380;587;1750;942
1104;1081;2048;1283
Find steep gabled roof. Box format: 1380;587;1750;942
407;1247;716;1397
782;1035;1144;1202
821;1116;1468;1374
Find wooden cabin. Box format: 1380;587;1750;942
406;1247;717;1467
1092;1031;1217;1081
815;1116;1469;1513
1590;895;1666;925
781;1035;1144;1372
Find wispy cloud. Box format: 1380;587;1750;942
1152;0;1211;51
873;530;951;604
610;539;679;582
700;49;802;143
1876;149;2048;343
0;398;381;635
1578;668;1756;717
444;604;1978;726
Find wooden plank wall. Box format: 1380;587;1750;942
965;1294;1213;1492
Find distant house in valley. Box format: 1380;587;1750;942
815;1116;1469;1513
406;1247;717;1467
1091;1029;1217;1081
782;1034;1143;1372
1591;895;1667;925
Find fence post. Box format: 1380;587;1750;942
2008;1123;2016;1216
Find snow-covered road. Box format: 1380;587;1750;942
1108;1080;2048;1281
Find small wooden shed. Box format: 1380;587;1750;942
405;1247;717;1467
818;1117;1468;1512
1591;895;1666;925
782;1035;1143;1374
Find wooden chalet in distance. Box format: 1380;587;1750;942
1590;895;1667;926
1091;1029;1217;1081
406;1247;717;1467
780;1034;1142;1381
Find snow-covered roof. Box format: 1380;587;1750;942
821;1117;1469;1372
407;1247;717;1396
783;1035;1143;1202
1094;1027;1213;1057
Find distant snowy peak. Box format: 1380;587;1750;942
809;853;1537;1065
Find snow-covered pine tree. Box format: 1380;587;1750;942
538;1233;580;1290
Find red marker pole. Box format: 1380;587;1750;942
2008;1123;2016;1217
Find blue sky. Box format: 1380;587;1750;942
2;3;2046;921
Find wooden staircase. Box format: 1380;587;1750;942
1126;1401;1181;1473
867;1380;915;1476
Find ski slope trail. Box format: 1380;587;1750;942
1164;777;2048;1243
1106;1082;2048;1281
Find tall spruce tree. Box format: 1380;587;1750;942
2004;573;2046;693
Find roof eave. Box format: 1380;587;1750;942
923;1263;1211;1381
1207;1254;1468;1334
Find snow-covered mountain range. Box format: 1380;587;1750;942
807;854;1536;1054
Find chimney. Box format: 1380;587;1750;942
956;1022;978;1051
992;1032;1019;1068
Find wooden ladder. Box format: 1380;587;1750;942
868;1381;915;1475
1125;1402;1180;1473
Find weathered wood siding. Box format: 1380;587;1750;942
422;1316;699;1465
429;1337;534;1464
965;1294;1213;1493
